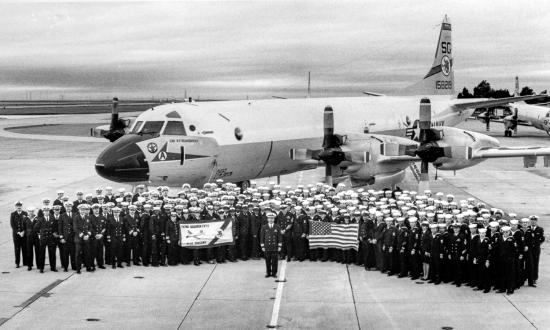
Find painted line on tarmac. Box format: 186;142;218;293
3;274;74;326
346;264;362;330
177;263;218;329
503;293;538;329
268;259;287;328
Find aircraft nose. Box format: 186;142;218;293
95;135;149;182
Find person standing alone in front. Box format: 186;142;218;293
261;212;282;278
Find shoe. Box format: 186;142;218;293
99;266;106;269
63;268;68;272
271;274;277;278
27;267;32;271
117;264;124;268
434;281;441;285
483;289;490;293
153;264;159;267
76;270;81;274
40;269;44;273
398;274;406;278
265;274;270;278
529;284;537;288
112;265;116;269
126;263;131;267
507;291;514;295
497;290;505;293
286;257;291;262
144;264;149;267
134;262;141;266
456;283;461;287
208;260;214;264
16;265;20;268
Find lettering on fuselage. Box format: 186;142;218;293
436;80;452;90
214;168;233;179
431;121;444;127
169;139;199;143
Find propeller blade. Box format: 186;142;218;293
418;98;431;143
109;97;119;131
323;106;340;148
419;159;429;181
325;165;333;186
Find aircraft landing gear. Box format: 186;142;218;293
237;180;251;192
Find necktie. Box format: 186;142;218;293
269;224;273;229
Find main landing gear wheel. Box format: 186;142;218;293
237;180;250;192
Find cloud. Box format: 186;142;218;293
0;1;548;99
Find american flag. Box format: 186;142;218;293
309;221;359;250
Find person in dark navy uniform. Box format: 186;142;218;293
107;207;126;269
501;226;518;295
260;212;282;277
24;207;39;271
520;218;536;287
277;204;295;261
530;216;544;284
59;202;76;272
10;201;27;268
91;204;107;269
74;204;93;273
34;205;58;273
292;206;309;262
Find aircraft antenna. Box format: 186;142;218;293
307;71;311;98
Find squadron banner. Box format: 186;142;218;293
179;219;234;248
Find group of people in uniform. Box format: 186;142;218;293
9;180;545;293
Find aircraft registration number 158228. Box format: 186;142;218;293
436;80;452;90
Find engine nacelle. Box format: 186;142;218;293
431;126;499;170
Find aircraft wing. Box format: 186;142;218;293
472;146;550;159
452;94;547;111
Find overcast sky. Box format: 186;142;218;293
0;1;549;100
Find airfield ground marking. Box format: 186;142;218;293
177;263;218;329
268;259;287;328
346;264;362;330
503;294;538;329
2;273;74;326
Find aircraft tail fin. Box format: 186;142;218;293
400;15;454;96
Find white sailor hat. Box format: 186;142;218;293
118;188;126;193
438;223;447;228
409;217;417;223
468;224;477;229
521;218;530;223
112;207;121;212
429;224;438;229
478;228;487;233
510;219;519;225
489;221;499;228
27;206;35;212
502;226;511;232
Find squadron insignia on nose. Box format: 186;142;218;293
147;142;158;153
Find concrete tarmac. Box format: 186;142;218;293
0;114;548;329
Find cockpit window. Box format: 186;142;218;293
163;121;187;135
140;121;164;134
130;121;143;134
546;112;550;118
